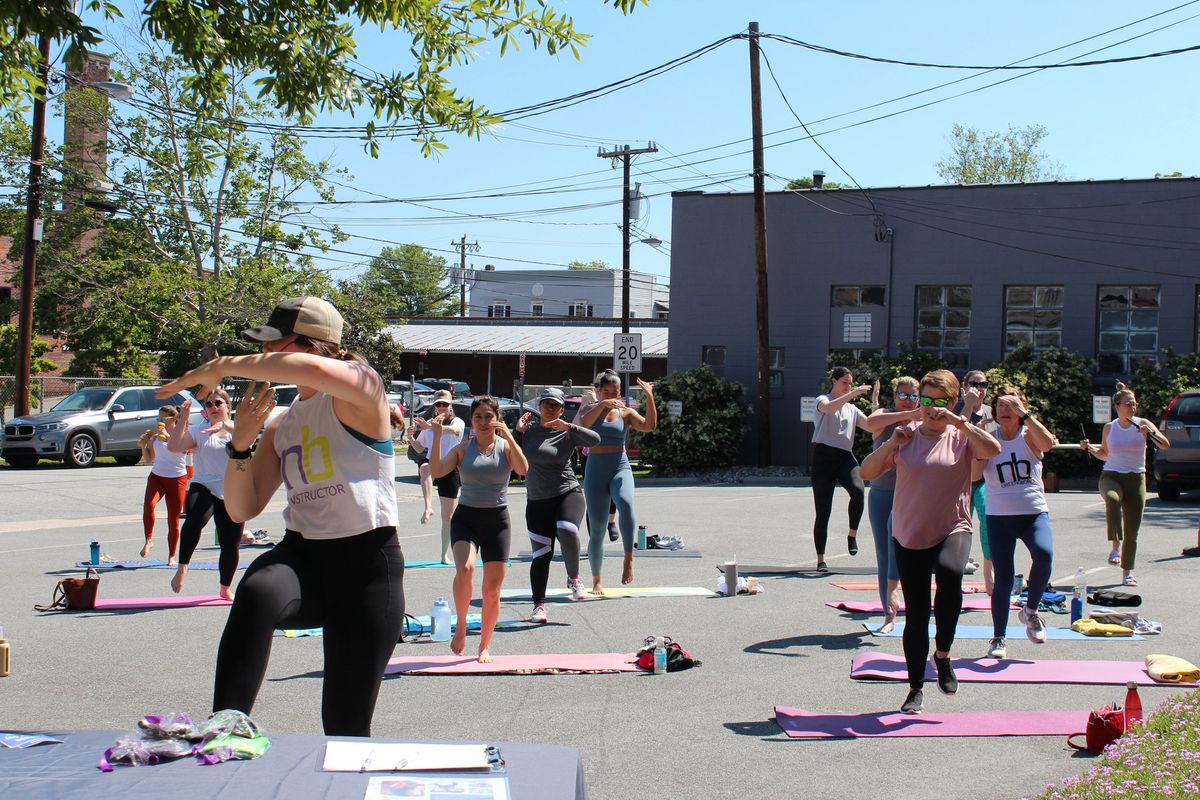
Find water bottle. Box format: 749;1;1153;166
1124;681;1142;725
1012;573;1023;597
1071;566;1087;624
637;525;647;550
0;625;9;678
89;540;100;566
653;637;667;675
429;597;453;642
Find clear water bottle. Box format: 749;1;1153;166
637;525;647;550
430;597;453;642
1071;567;1087;624
1012;573;1023;597
653;637;667;675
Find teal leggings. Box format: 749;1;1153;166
582;451;636;577
970;480;990;560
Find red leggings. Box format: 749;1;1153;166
144;472;188;558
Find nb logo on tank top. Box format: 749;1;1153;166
994;451;1034;487
280;425;337;489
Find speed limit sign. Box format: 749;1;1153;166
614;333;642;373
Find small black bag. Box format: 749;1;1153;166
635;636;701;672
1089;589;1142;607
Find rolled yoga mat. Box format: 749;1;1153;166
92;595;232;610
721;563;878;576
384;652;640;675
849;652;1196;687
829;596;998;614
499;586;718;602
833;580;985;593
862;622;1143;641
773;706;1086;739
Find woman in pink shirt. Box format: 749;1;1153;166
861;369;1000;715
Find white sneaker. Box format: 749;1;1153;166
530;604;548;624
1018;606;1046;644
568;578;588;600
986;637;1007;659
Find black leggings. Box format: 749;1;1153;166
526;489;586;605
212;527;405;737
451;505;512;563
893;530;972;689
810;443;865;555
179;484;244;587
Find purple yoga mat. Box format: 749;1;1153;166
385;653;640;675
828;596;998;614
849;652;1197;687
774;706;1085;738
92;595;232;610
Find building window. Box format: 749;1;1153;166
1005;286;1064;352
915;285;971;369
702;345;726;379
656;309;669;320
531;302;543;317
487;302;511;318
832;286;885;307
567;300;593;318
769;347;784;398
1098;285;1159;373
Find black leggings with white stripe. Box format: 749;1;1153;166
526;489;586;605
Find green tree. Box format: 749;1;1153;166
0;324;56;375
361;244;456;318
1131;350;1200;422
633;365;749;474
332;278;406;380
785;176;843;190
935;124;1066;184
567;259;609;270
3;1;643;155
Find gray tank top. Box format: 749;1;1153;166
458;437;511;508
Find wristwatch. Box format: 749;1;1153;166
1020;412;1033;421
225;441;255;460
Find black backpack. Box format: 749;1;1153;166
636;636;701;672
1088;589;1142;607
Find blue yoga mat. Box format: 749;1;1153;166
862;622;1143;641
405;560;491;569
283;614;521;637
73;560;247;571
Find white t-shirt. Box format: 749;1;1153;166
812;394;866;451
417;417;465;459
188;423;232;498
150;439;188;479
982;427;1047;515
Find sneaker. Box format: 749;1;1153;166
568;578;588;601
1018;606;1046;644
963;560;979;575
986;637;1007;659
530;604;548;624
607;522;619;542
847;535;858;556
931;655;958;695
900;688;924;714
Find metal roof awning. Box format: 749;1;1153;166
383;322;668;358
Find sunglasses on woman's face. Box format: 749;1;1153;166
919;395;952;408
895;391;919;402
204;399;226;408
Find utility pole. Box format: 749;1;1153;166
597;144;657;335
749;21;772;466
16;36;51;419
451;234;479;317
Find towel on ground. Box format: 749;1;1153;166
1071;619;1133;637
1146;654;1200;683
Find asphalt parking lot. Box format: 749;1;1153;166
1;462;1197;799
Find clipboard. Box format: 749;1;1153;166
322;740;505;773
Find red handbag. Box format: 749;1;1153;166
1066;705;1126;755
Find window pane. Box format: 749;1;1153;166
702;346;725;366
944;309;971;329
1099;332;1127;351
917;330;942;349
1098;353;1125;372
917;309;943;329
1007;311;1034;330
832;287;858;306
769;347;784;369
1035;286;1064;308
1007;330;1034;348
1098;287;1130;309
943;330;970;349
1131;286;1160;308
1033;310;1062;329
860;286;885;306
1007;286;1034;307
1129;310;1158;331
944;352;969;370
1099;310;1129;332
917;286;943;307
1130;354;1159;370
946;286;972;307
115;390;141;411
1034;331;1062;349
1128;332;1157;352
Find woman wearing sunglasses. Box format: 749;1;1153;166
958;370;997;594
515;387;602;623
409;391;465;563
861;370;1000;714
166;388;244;599
862;376;923;633
973;385;1058;660
138;404;189;564
1080;383;1170;586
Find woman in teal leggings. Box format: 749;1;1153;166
577;370;657;594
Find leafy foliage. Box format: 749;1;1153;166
0;324;57;375
935;123;1066;184
359;244;457;317
1130;350;1200;422
332;278;406;380
633;365;749;474
785;176;843;190
567;259;609;270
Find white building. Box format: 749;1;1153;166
465;267;669;320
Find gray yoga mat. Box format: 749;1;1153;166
718;563;877;576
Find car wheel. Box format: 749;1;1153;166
66;433;98;468
4;455;37;468
1157;483;1181;501
114;454;143;466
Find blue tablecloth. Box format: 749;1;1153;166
0;730;586;799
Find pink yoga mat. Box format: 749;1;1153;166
384;653;640;675
93;595;232;610
828;596;998;613
830;581;985;593
849;652;1197;687
774;706;1085;739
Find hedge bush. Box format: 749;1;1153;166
634;365;749;474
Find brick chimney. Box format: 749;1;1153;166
63;51;113;212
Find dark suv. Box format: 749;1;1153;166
421;379;472;398
1154;390;1200;500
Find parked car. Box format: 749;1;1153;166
389;380;435;413
421;378;472;398
561;394;641;469
1;386;201;468
1153;390;1200;500
451;397;539;433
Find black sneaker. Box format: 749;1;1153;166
900;688;923;714
931;655;958;695
607;522;619;542
847;535;858;556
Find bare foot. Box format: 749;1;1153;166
441;555;453;565
621;553;634;585
140;540;152;558
218;585;234;601
450;629;467;656
170;566;187;594
167;557;178;567
887;587;902;616
590;576;606;596
877;615;896;635
420;506;434;524
478;648;493;664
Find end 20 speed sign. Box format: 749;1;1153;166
614;333;642;374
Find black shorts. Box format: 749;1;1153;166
434;469;461;499
450;505;511;563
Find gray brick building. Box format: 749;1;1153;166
668;177;1200;465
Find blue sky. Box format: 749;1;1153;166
75;1;1200;287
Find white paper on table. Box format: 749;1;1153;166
323;740;495;772
364;775;510;800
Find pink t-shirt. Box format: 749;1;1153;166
886;424;976;550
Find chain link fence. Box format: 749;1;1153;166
0;376;171;423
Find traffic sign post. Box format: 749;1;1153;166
614;333;642;374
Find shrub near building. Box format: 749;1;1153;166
634;366;749;474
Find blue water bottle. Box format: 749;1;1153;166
637;526;647;550
430;597;453;642
89;540;100;565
